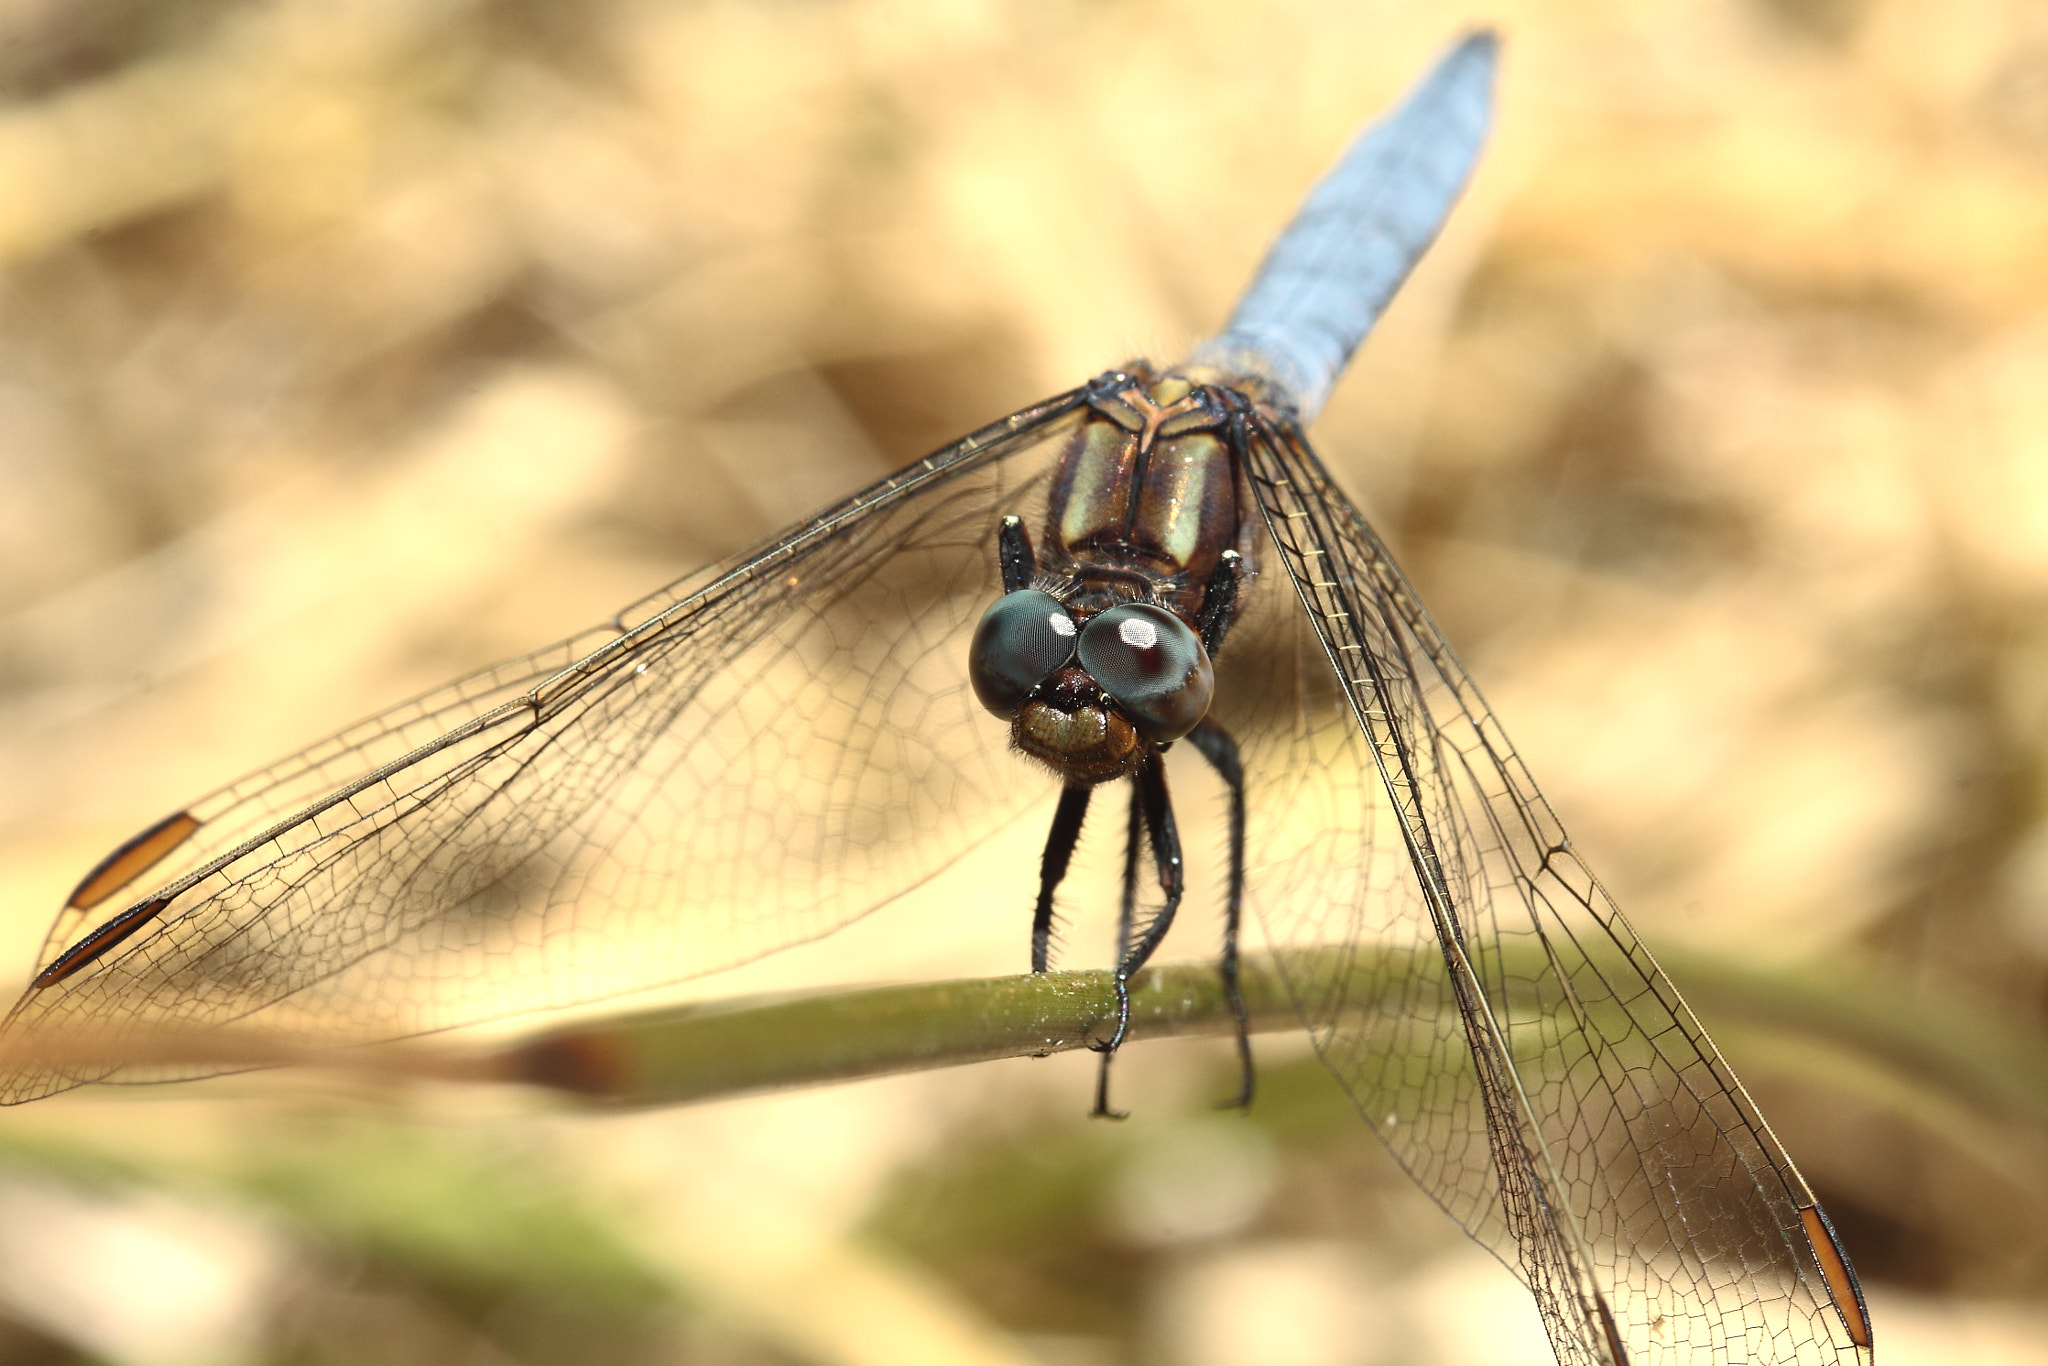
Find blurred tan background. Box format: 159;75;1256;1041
0;0;2041;1362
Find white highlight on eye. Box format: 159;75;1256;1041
1118;617;1158;649
1049;612;1076;637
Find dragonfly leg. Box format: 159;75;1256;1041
1114;784;1143;964
1093;751;1183;1119
998;515;1037;594
1032;784;1093;974
1194;548;1244;656
1187;718;1253;1108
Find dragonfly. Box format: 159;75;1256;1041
0;32;1872;1366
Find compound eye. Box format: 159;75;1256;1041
969;589;1077;718
1077;602;1213;743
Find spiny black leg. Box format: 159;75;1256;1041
1187;718;1253;1109
998;515;1036;594
1114;784;1143;965
1194;548;1244;656
1033;784;1093;974
1093;752;1184;1119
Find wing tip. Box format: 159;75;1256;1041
63;811;201;913
32;896;172;990
1799;1202;1875;1352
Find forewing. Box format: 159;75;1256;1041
1216;412;1871;1366
2;390;1090;1104
38;630;620;972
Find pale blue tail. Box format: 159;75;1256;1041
1189;32;1497;422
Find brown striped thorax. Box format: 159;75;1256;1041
1043;370;1258;622
967;368;1257;785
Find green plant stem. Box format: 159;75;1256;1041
488;946;2048;1143
493;959;1302;1105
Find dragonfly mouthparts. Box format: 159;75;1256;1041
1013;667;1144;785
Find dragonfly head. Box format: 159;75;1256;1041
969;590;1214;783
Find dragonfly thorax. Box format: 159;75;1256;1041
1041;370;1255;629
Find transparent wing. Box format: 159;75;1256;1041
36;630;615;973
0;388;1092;1104
1211;411;1872;1366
